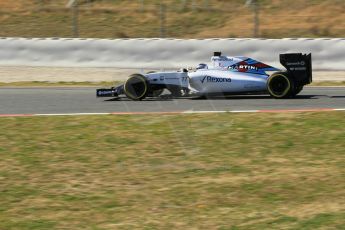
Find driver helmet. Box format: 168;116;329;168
196;63;208;70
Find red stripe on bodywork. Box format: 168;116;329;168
253;63;270;68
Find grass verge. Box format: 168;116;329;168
0;112;344;229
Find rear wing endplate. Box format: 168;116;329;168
279;53;312;86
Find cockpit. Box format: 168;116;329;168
196;63;208;70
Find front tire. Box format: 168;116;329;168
267;72;295;98
124;74;148;100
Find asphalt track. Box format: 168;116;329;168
0;87;344;115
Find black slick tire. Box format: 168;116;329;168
267;72;295;99
124;74;148;100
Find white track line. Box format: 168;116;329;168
0;108;344;117
183;110;228;114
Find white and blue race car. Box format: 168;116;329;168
97;52;312;100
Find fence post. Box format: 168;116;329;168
204;0;209;9
139;0;144;12
159;3;166;38
180;0;186;10
72;1;79;37
192;0;197;11
253;0;260;37
246;0;260;37
67;0;79;37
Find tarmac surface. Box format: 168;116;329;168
0;87;345;114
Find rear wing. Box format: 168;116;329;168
280;53;312;86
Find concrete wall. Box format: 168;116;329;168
0;38;344;70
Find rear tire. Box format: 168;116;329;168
124;74;148;100
267;72;295;98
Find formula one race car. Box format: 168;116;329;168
97;52;312;100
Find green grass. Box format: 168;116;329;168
0;112;344;229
